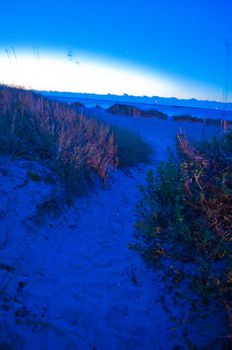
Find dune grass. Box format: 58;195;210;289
0;85;153;202
134;130;232;347
0;85;118;201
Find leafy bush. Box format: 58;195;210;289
134;130;232;344
110;125;153;168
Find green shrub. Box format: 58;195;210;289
27;171;41;182
134;130;232;343
111;125;153;168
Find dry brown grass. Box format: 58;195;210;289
0;85;118;201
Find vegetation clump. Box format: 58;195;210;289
0;85;118;200
0;85;153;201
107;103;168;119
173;114;232;128
107;125;153;169
27;171;42;182
134;130;232;344
71;101;85;108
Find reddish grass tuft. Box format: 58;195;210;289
0;85;118;200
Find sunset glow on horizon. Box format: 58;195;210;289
0;48;224;101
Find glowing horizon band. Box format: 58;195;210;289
0;49;226;101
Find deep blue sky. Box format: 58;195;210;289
0;0;231;100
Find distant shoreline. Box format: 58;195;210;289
41;92;232;121
39;90;232;111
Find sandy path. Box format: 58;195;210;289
0;161;178;350
0;110;222;349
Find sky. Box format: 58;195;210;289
0;0;231;101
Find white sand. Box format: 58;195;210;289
0;109;224;349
